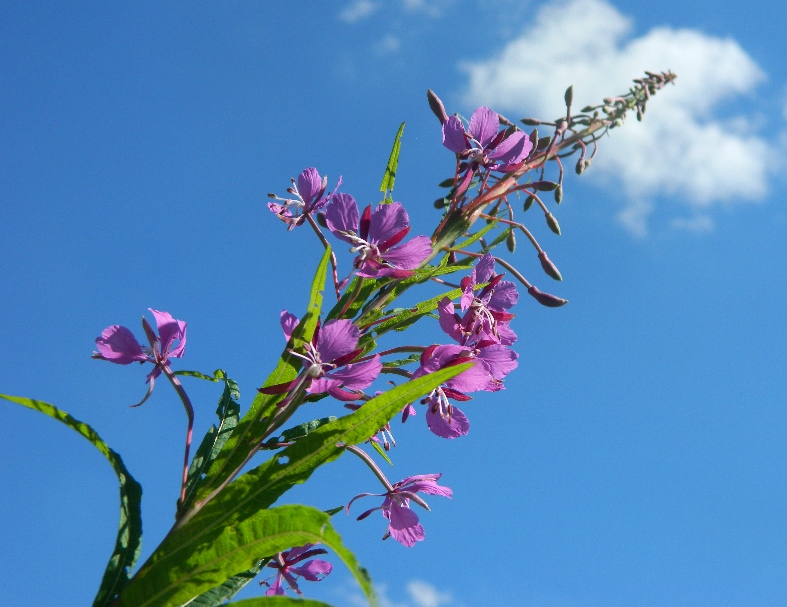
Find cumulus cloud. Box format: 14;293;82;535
402;0;453;17
339;0;380;23
461;0;774;236
407;580;453;607
375;34;401;55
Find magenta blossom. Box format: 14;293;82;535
259;314;381;402
261;543;332;597
268;167;341;230
410;344;493;439
439;253;518;346
347;474;452;547
93;309;186;406
325;194;432;279
442;106;533;198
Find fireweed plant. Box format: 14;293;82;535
2;72;675;607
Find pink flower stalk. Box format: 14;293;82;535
259;313;381;402
268;167;341;230
325;194;432;279
442;106;533;198
93;308;187;406
261;544;332;596
347;474;452;547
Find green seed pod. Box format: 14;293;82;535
546;212;561;235
524;195;535;212
554;184;563;204
506;230;516;252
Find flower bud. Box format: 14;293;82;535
554;184;563;204
523;195;535;212
506;230;516;252
427;89;449;125
521;118;541;126
545;212;561;235
433;198;447;209
575;158;585;175
564;85;574;108
581;105;595;112
267;192;277;198
537;136;552;151
438;178;455;188
528;128;539;149
531;180;558;192
315;212;327;228
538;251;562;281
528;285;568;307
555;119;567;134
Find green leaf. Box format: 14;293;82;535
379;122;405;197
370;440;393;466
325;276;382;322
119;505;373;607
275;416;338;443
370;285;465;337
173;369;229;382
187;558;269;607
0;394;142;607
191;246;332;507
181;374;242;512
453;217;499;250
226;597;336;607
123;365;469;607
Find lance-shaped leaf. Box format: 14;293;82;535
185;558;269;607
180;373;241;512
122;365;469;607
0;394;142;607
380;122;405;198
118;505;373;607
190;246;331;507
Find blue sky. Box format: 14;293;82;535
1;1;786;606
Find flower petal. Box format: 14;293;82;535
487;131;533;167
469;106;499;147
368;202;410;246
426;403;470;439
297;167;322;206
95;325;148;365
476;344;518;380
488;279;519;310
149;309;187;358
437;297;462;343
315;319;360;362
280;310;300;342
325;193;360;244
442;116;467;153
381;236;433;270
328;355;382;390
291;559;333;581
386;503;425;547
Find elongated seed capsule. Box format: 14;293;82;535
506;230;516;252
546;212;561;235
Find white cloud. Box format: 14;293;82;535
407;580;453;607
461;0;775;235
671;214;714;233
402;0;452;17
339;0;380;23
375;34;401;54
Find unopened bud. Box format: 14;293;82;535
528;129;539;149
521;118;541;126
537;136;551;151
267;192;276;198
575;158;585;175
584;158;592;169
523;195;535;212
538;251;562;281
427;89;449;125
528;285;568;307
506;230;516;252
545;212;561;235
581;105;595;112
433;198;447;209
438;178;455;188
554;184;563;204
315;212;327;228
555;119;567;134
564;85;574;108
531;180;558;192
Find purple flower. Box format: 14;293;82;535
261;543;332;597
410;344;492;439
442;107;533;198
93;309;186;406
325;194;432;279
347;474;452;547
268;167;341;230
439;254;518;346
260;315;381;401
